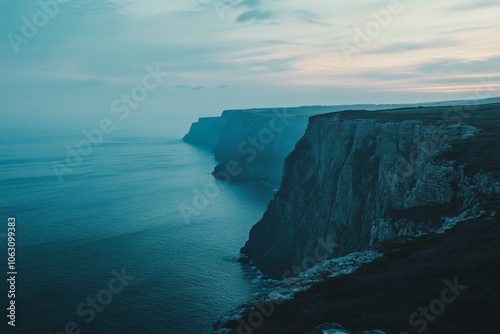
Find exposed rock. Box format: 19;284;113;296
212;250;381;333
183;116;226;151
309;323;350;334
241;103;500;279
183;101;487;186
214;216;500;333
308;324;386;334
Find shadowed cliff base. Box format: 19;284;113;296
216;214;500;333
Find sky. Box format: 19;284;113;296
1;0;499;137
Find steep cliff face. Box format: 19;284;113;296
184;103;463;186
185;107;338;185
211;108;314;185
183;116;226;151
242;103;500;279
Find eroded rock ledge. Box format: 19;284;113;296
214;215;500;333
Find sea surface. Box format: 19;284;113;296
0;134;275;333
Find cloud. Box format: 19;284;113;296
176;85;204;90
241;0;260;7
236;9;272;23
414;57;500;74
450;0;500;11
39;64;61;72
293;10;321;24
2;0;500;134
364;39;461;55
263;39;304;45
249;57;299;72
442;25;496;35
427;76;500;85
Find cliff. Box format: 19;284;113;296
185;106;340;185
214;215;500;333
241;102;500;279
183;102;479;186
183;116;226;151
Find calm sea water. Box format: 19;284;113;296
0;134;274;334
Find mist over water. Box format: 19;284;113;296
0;135;274;333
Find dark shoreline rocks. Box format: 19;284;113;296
214;215;500;333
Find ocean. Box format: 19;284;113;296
0;134;275;333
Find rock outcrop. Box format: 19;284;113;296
241;103;500;279
183;116;226;151
183;102;482;186
214;215;500;333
